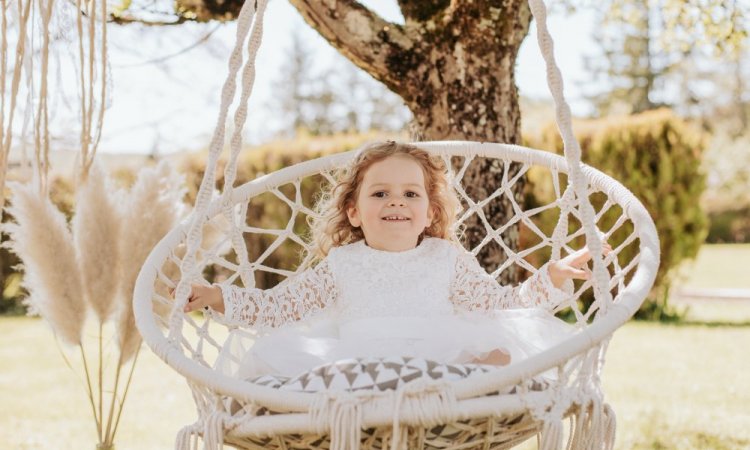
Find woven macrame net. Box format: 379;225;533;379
132;0;660;449
135;143;659;450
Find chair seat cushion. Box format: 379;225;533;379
249;356;538;393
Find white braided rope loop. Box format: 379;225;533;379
219;0;269;290
527;0;614;310
170;0;265;344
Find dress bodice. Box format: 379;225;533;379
326;238;457;321
220;237;572;330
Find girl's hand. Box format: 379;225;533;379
548;242;613;289
175;284;224;314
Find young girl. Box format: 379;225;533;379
185;141;607;380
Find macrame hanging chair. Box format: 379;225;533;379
134;0;660;448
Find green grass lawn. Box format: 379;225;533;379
602;322;750;450
3;315;749;450
2;244;749;449
0;317;194;449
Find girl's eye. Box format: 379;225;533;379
372;191;386;198
405;191;419;198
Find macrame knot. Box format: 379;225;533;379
200;409;244;450
518;368;575;450
571;389;616;450
390;380;457;450
310;391;376;450
175;423;201;450
203;411;228;450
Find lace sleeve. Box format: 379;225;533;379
450;251;573;313
219;258;337;328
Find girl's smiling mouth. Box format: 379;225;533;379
382;215;410;221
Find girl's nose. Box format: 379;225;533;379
389;196;406;207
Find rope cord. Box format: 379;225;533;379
177;0;614;321
170;0;263;343
526;0;613;308
219;0;269;289
0;0;33;211
74;0;108;181
33;0;54;195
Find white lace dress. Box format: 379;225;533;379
215;237;577;380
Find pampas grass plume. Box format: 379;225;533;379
116;161;186;365
72;162;121;324
3;182;86;346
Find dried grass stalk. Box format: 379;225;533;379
3;182;86;346
72;162;121;324
116;161;186;364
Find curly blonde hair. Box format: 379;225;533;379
308;141;461;261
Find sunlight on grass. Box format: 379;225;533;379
674;298;750;324
5;312;750;449
0;316;194;449
604;322;750;450
675;244;750;290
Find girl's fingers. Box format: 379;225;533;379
184;295;201;312
181;284;219;313
183;285;202;312
561;248;591;269
565;242;613;267
563;266;590;280
570;249;592;267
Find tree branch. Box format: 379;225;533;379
108;14;190;26
287;0;415;94
396;0;450;22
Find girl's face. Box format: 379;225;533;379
347;155;434;252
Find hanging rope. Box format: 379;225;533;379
526;0;613;308
0;0;33;210
170;0;266;343
75;0;108;181
33;0;55;195
0;0;109;205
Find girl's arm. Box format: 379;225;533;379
449;251;573;313
185;259;338;328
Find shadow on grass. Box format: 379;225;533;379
662;320;750;328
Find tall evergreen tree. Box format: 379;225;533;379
270;31;318;137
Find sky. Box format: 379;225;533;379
91;1;597;155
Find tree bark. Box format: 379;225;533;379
175;0;533;281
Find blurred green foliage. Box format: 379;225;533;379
707;207;750;243
526;108;708;319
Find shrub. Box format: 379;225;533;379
702;130;750;243
706;207;750;243
526;109;708;318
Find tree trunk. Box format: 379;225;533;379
175;0;533;281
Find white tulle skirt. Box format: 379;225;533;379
215;308;576;381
